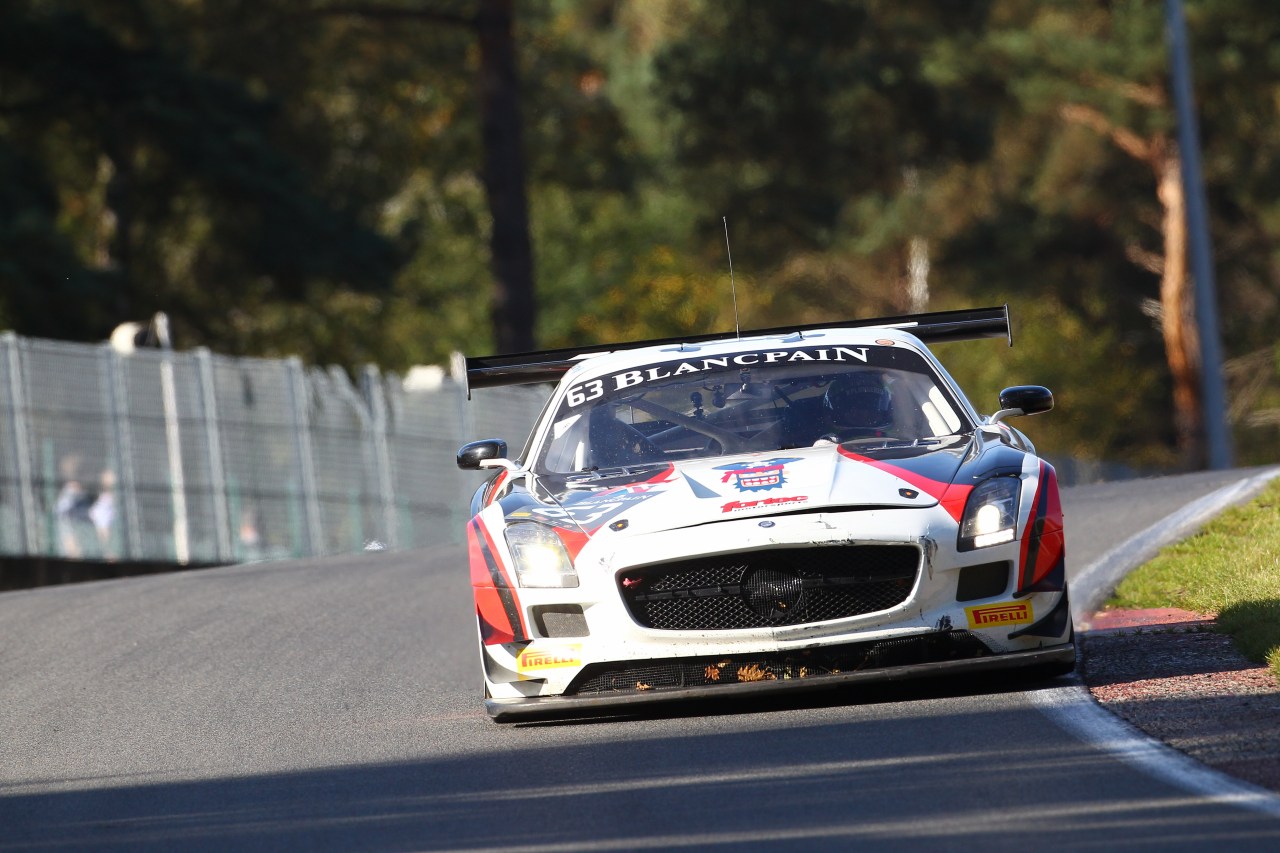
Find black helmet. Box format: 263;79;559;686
823;372;893;431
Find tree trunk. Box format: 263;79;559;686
1060;103;1207;468
1155;147;1205;467
477;0;536;354
103;140;138;323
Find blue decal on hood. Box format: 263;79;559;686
682;473;722;499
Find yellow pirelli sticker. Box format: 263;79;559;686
516;644;582;673
965;601;1034;630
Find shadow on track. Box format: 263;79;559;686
6;683;1279;853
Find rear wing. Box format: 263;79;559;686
459;304;1010;395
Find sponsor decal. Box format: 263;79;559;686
563;346;872;407
517;644;582;672
519;489;655;529
722;495;808;513
682;473;721;499
965;601;1034;630
715;457;801;492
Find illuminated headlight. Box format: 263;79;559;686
958;477;1020;551
504;524;578;588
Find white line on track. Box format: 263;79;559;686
1032;679;1280;818
1041;466;1280;818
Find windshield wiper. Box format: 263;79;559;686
565;463;667;487
845;437;944;451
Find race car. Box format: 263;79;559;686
456;306;1073;722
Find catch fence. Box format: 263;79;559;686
0;333;547;564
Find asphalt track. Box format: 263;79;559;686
3;469;1280;850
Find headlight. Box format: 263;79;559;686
504;524;578;588
958;477;1020;551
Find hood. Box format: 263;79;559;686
521;435;973;538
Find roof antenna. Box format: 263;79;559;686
723;216;740;340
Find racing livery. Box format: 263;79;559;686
457;307;1073;721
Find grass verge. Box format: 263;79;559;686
1107;476;1280;682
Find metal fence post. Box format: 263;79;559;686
155;315;190;564
286;356;324;557
2;332;37;554
362;365;398;549
104;345;143;560
196;348;233;562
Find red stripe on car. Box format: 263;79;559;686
467;519;528;644
1017;462;1065;592
837;445;967;518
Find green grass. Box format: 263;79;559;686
1107;476;1280;681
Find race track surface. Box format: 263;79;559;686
2;470;1279;850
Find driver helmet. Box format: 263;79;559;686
823;371;894;431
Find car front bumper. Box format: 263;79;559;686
483;641;1076;722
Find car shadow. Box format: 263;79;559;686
5;692;1278;852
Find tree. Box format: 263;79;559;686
0;0;649;365
652;2;997;273
301;0;539;354
986;0;1207;464
644;1;1187;467
982;0;1280;468
0;1;400;362
0;142;115;339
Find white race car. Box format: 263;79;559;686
457;307;1073;722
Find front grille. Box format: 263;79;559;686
619;545;920;630
567;631;992;696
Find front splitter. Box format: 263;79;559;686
484;643;1077;723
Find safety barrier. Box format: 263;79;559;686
0;332;547;564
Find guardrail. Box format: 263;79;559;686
0;333;547;565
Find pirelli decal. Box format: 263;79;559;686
517;644;582;673
966;601;1034;630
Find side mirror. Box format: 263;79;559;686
990;386;1053;424
457;439;508;470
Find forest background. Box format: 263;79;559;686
3;0;1280;476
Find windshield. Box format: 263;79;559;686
535;344;970;475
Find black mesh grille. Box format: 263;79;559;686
566;631;993;696
618;545;920;630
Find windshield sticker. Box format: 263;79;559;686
715;457;801;492
552;413;582;439
562;346;872;408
